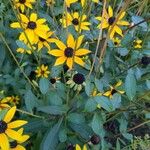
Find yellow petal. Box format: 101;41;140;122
54;56;66;66
10;22;21;28
103;91;111;97
117;90;125;94
118;11;125;20
115;80;122;87
73;12;79;19
76;144;81;150
76;35;84;49
19;135;30;143
5;129;24;141
8;120;28;129
0;134;9;150
30;13;37;22
4;106;16;123
117;21;130;26
66;58;73;69
67;34;75;48
83;145;87;150
75;49;91;56
114;25;123;36
53;39;66;50
48;49;64;56
74;56;85;66
108;6;113;17
36;19;46;24
20;14;29;23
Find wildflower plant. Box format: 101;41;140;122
0;0;150;150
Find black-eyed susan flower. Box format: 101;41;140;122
112;37;121;47
0;106;28;150
0;98;10;110
9;128;29;150
10;13;50;44
38;31;53;51
75;144;87;150
67;72;85;91
14;0;35;13
96;6;129;39
103;80;125;99
134;39;142;49
35;65;50;78
60;12;90;32
48;33;91;69
65;0;78;7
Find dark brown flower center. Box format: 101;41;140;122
114;42;118;45
0;120;7;133
19;0;26;4
50;78;56;84
73;73;85;84
39;37;46;42
64;47;74;57
27;21;37;29
111;89;117;95
141;56;150;66
90;134;101;145
10;141;18;148
108;17;115;25
72;18;79;25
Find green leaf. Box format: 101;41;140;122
91;113;105;137
40;118;63;150
95;96;113;112
67;113;85;124
39;78;50;94
125;69;137;100
85;97;97;112
85;80;93;96
59;129;67;142
37;105;68;115
24;90;38;113
69;123;93;140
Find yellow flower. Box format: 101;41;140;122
48;33;91;69
46;0;55;6
0;106;28;150
7;96;20;105
65;0;78;7
37;31;53;51
10;13;50;44
35;65;50;78
14;0;35;13
0;98;10;110
134;39;142;49
9;128;29;150
112;37;121;47
76;144;87;150
103;80;125;99
96;6;129;39
60;12;91;32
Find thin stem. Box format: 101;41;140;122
17;108;44;119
